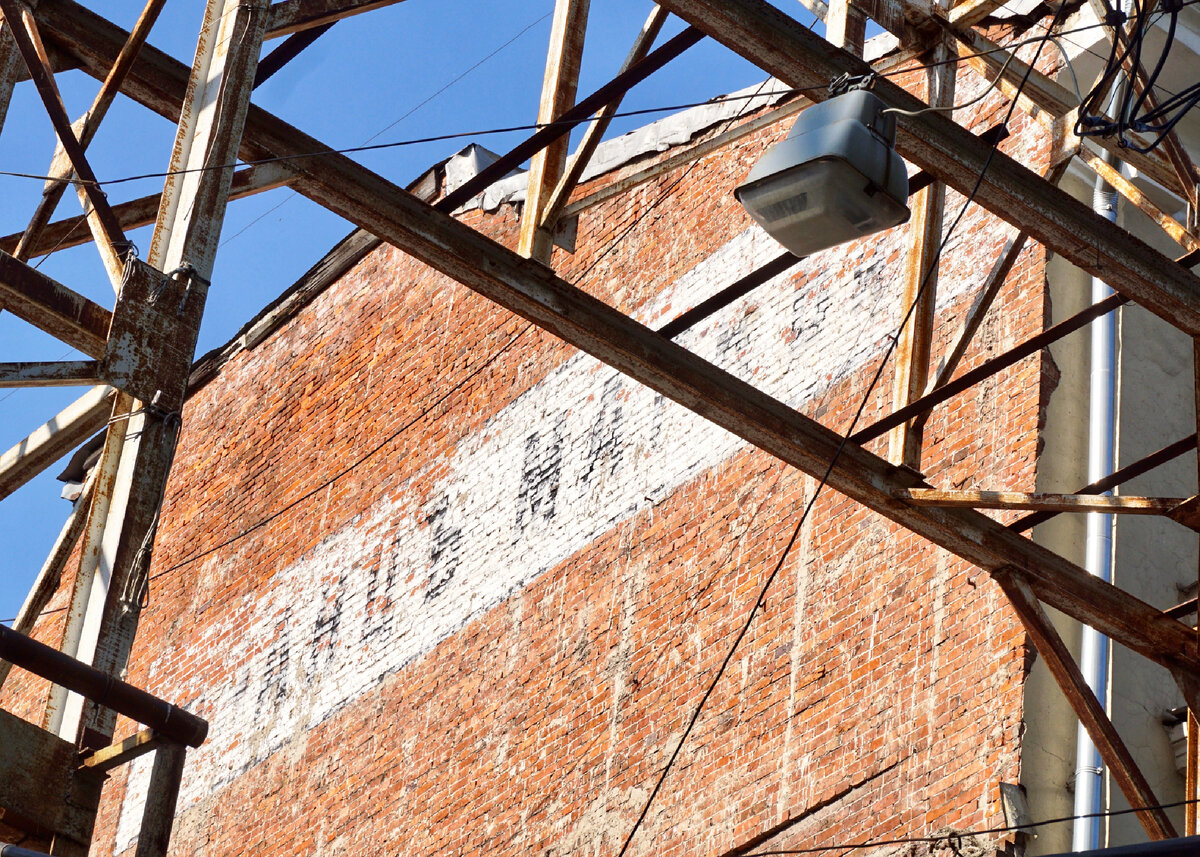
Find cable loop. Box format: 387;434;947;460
829;71;876;97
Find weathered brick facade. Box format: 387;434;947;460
6;52;1063;857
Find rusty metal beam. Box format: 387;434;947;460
264;0;405;38
46;389;131;739
658;251;801;338
62;0;269;751
0;386;113;502
889;36;953;469
0;16;19;133
0;251;110;358
996;568;1177;840
897;488;1191;515
0;360;102;387
648;0;1200;337
1;162;296;260
36;0;1200;671
540;5;667;232
518;0;590;263
951;27;1075;128
856;293;1130;444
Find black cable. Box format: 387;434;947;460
614;5;1070;853
136;71;768;587
143;322;532;582
2;79;774;628
4;3;1194;195
1074;0;1200;152
743;798;1200;855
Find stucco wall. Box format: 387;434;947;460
1028;168;1194;853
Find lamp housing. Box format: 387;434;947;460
735;89;910;258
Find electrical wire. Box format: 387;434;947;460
139;322;532;583
3;3;1192;196
2;2;1193;202
217;9;554;250
740;798;1200;856
614;4;1070;854
1075;0;1200;152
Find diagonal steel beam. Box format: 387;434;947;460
0;0;129;275
0;249;111;358
997;568;1177;840
285;159;1198;672
0;385;114;501
0;15;19;133
0;360;102;387
264;0;406;38
36;0;1200;670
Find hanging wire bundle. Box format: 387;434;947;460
1075;0;1200;152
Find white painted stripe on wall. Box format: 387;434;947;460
116;218;999;849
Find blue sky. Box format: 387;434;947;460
0;1;819;623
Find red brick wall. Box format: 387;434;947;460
4;52;1053;856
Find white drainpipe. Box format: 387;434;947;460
1072;141;1121;853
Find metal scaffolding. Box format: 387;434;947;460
0;0;1199;853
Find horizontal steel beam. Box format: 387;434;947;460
0;250;110;358
264;0;405;38
0;385;113;501
1011;435;1199;532
0;360;102;387
898;489;1191;515
38;0;1200;673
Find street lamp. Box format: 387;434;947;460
735;89;910;257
